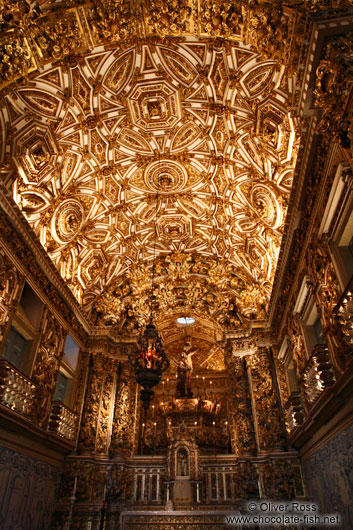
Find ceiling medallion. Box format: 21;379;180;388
144;159;188;193
51;199;85;244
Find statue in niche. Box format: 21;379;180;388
175;340;198;398
177;447;189;477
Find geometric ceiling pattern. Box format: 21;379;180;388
1;37;298;330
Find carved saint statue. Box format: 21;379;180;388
177;447;189;477
175;340;198;398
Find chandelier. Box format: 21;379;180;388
128;318;169;410
128;156;169;410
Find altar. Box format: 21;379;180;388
120;510;241;530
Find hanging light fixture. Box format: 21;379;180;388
128;156;169;410
128;318;169;410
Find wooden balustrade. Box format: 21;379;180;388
302;344;335;406
48;401;78;442
284;392;305;433
0;360;36;416
336;275;353;349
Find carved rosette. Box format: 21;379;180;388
247;350;287;452
31;310;66;427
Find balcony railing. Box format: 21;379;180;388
336;275;353;349
302;345;335;406
284;392;305;433
48;401;78;442
0;360;36;417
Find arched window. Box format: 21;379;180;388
176;448;189;477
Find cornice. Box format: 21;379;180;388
269;15;353;334
0;184;92;337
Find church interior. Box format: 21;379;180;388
0;0;353;529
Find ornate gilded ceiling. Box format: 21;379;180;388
2;37;298;329
0;0;306;334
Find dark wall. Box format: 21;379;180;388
0;445;62;530
303;422;353;528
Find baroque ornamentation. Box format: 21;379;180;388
274;354;290;406
110;369;137;457
228;357;256;455
31;310;66;427
247;349;287;451
0;248;23;343
314;34;353;155
0;208;87;342
78;353;117;454
287;314;307;378
78;353;105;453
307;238;350;370
72;349;89;416
259;458;303;499
3;36;298;328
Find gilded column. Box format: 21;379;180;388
72;349;90;418
307;239;350;372
273;351;290;408
247;349;287;452
109;363;138;457
287;314;307;380
0;249;24;346
78;352;117;455
228;357;256;456
31;309;66;428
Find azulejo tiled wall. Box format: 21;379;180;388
0;445;62;530
303;422;353;529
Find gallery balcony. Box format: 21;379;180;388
0;360;78;446
284;392;305;433
48;401;78;442
336;274;353;349
302;344;335;406
0;359;36;417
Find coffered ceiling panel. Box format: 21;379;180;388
2;37;299;329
